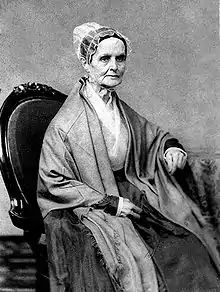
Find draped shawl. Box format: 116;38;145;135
37;78;220;290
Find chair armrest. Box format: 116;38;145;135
9;197;29;229
9;197;44;232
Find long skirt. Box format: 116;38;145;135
114;169;220;292
44;172;220;292
44;209;116;292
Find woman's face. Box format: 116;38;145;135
84;37;127;88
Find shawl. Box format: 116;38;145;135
37;78;220;290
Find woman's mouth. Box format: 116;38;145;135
106;75;119;78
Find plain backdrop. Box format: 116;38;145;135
0;0;219;234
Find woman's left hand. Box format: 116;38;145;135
164;148;187;175
120;198;142;219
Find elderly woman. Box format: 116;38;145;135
37;23;220;292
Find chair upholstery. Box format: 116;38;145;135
0;82;67;290
0;82;67;232
188;153;220;233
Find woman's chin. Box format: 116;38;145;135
102;79;122;88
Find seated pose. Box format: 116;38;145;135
37;22;220;292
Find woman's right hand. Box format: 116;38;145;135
119;198;142;219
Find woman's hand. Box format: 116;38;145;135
119;198;142;219
164;148;187;175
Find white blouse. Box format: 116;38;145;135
85;82;128;171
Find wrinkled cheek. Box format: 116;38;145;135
120;65;126;75
99;70;109;81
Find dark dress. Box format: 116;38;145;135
114;169;220;292
44;169;220;292
44;209;117;292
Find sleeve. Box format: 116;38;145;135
163;139;187;160
164;138;185;152
93;195;119;216
37;125;105;218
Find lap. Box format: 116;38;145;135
44;209;116;292
115;174;220;291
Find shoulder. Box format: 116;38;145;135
119;99;144;121
119;98;151;126
119;98;163;136
48;81;85;135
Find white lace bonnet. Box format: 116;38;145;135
73;22;131;64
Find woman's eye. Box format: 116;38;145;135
116;55;126;62
100;56;110;62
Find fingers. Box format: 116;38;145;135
175;152;187;171
170;152;178;174
178;153;187;169
119;199;142;219
120;210;141;219
165;150;187;174
165;152;173;173
132;204;142;214
129;210;141;219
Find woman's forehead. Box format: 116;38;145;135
96;37;126;55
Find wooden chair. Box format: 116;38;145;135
0;82;67;291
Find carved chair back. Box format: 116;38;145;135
0;82;67;233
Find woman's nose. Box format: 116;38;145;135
109;58;117;70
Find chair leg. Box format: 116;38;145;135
33;242;50;291
24;231;50;291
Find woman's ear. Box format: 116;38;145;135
84;64;90;74
81;58;90;72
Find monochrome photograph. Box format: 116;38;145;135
0;0;219;291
